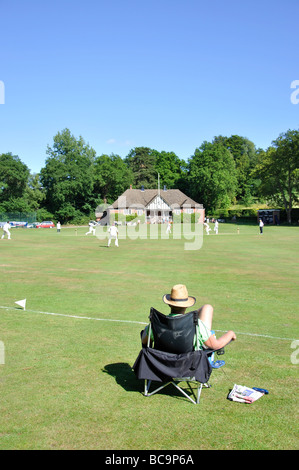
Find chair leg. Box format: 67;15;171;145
145;379;208;404
144;379;172;397
144;379;150;396
186;381;203;404
171;381;197;404
197;383;203;404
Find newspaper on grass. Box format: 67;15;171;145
228;384;264;403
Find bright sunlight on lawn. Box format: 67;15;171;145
0;223;298;449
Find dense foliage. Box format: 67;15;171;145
1;128;298;222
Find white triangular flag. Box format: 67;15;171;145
15;299;26;310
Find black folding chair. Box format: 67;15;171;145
133;307;218;404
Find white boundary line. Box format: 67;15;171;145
0;305;297;341
0;305;147;325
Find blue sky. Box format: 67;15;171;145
0;0;298;173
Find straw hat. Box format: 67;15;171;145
163;284;196;308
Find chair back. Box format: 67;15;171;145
149;307;198;354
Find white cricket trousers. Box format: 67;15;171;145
1;230;10;239
108;236;118;247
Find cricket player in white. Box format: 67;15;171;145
85;221;96;236
204;222;211;235
1;221;11;239
214;220;219;235
108;223;119;247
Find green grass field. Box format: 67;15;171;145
0;223;298;450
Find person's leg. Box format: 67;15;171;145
198;304;213;330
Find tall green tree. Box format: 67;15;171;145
152;150;187;190
24;173;45;211
94;154;133;203
254;129;299;223
213;135;258;204
40;129;96;221
125;147;157;189
188;141;237;212
0;152;30;211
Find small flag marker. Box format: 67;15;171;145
15;299;26;310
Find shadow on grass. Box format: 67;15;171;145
102;362;144;393
102;362;206;403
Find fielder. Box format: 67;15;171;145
204;222;211;235
1;221;11;240
85;221;96;236
108;223;119;247
214;220;219;235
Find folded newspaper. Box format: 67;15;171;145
228;384;264;403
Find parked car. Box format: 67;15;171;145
36;221;55;228
26;222;40;228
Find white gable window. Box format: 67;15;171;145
146;195;171;210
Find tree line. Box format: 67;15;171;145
0;128;298;223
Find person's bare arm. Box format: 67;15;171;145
204;330;236;350
141;329;148;345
